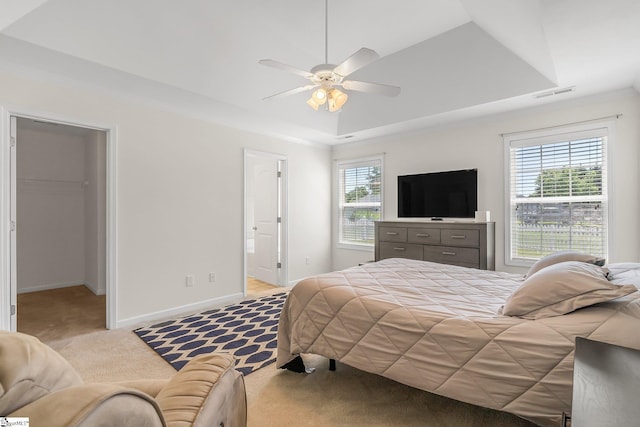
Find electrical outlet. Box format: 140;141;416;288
185;275;194;287
305;256;311;265
209;272;216;283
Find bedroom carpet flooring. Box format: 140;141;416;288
50;330;536;427
16;285;536;427
16;280;279;343
17;285;106;342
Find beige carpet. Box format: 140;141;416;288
21;285;536;426
50;329;535;427
17;285;106;342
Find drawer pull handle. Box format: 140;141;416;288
415;233;430;237
386;232;399;235
450;235;466;239
442;251;457;256
393;247;406;251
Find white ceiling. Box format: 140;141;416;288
1;0;639;145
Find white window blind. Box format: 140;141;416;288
337;157;382;247
506;126;608;264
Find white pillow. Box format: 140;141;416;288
526;251;605;278
607;263;640;287
502;261;637;320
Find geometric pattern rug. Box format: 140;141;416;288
133;292;288;376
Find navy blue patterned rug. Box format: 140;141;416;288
133;292;288;375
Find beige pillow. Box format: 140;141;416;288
526;251;605;277
502;261;637;320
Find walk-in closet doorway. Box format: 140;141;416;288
8;115;111;339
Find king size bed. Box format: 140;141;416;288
276;257;640;426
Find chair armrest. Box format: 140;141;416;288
155;353;247;427
10;383;165;427
114;379;169;398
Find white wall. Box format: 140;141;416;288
0;68;332;327
84;130;107;295
16;123;86;292
4;65;637;327
331;89;640;274
16;121;106;296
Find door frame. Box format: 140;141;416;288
243;149;287;295
0;107;118;330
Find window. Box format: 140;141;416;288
337;157;383;248
505;124;609;265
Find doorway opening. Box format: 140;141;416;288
10;116;109;343
244;150;287;297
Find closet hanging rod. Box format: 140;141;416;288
18;178;88;186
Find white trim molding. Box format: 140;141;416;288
117;292;244;330
242;149;289;296
0;107;10;331
0;106;118;330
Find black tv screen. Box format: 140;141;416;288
398;169;477;218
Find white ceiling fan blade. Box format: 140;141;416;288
333;48;380;77
342;80;401;97
259;59;313;79
262;84;318;101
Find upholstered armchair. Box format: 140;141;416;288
0;331;247;426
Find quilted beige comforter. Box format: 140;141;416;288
276;258;640;426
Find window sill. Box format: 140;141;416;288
336;242;374;252
505;258;535;268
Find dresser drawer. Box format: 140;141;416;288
423;245;480;267
407;228;441;244
379;242;423;260
441;229;480;247
379;227;407;242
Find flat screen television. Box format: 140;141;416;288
398;169;477;219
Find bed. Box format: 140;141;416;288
276;257;640;426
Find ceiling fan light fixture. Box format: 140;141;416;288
259;0;399;112
312;88;327;104
328;88;348;112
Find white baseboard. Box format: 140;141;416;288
116;292;245;330
18;281;85;294
83;281;106;296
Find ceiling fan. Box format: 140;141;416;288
259;0;400;112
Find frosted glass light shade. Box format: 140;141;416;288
328;88;348;112
306;97;320;110
312;88;327;105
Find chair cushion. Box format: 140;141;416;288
0;331;83;414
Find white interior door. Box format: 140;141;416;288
253;157;279;285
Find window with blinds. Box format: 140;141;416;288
505;125;609;265
337;157;383;247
